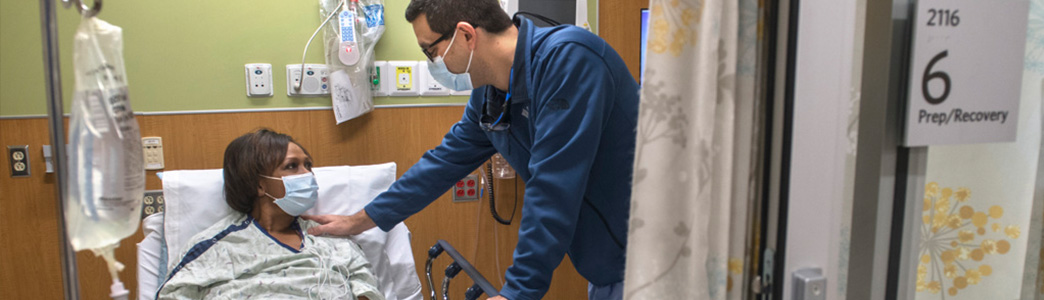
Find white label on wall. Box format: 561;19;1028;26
904;0;1030;146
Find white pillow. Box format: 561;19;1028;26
155;163;422;300
136;213;164;300
161;169;231;258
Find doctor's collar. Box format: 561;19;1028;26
512;12;562;27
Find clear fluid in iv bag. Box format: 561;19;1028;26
492;153;515;179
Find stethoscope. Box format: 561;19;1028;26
481;69;513;131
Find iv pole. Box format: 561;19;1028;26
40;0;100;298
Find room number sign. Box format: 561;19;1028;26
904;0;1030;146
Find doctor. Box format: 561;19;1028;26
306;0;639;299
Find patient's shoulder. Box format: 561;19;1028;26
193;213;250;238
166;213;251;272
176;213;250;253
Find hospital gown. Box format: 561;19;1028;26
157;213;384;300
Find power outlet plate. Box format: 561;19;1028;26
141;190;165;219
452;174;480;202
142;137;164;170
7;145;29;177
286;64;330;96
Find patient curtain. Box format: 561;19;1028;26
624;0;762;299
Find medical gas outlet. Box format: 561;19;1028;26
286;64;330;96
371;61;389;96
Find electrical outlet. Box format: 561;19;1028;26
245;63;273;97
452;174;480;202
8;145;29;177
142;137;164;170
286;64;330;96
141;190;165;219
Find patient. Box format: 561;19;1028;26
157;129;383;300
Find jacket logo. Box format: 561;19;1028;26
548;99;570;111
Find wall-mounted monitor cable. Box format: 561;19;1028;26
295;0;345;91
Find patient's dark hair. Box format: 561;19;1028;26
405;0;513;36
222;129;311;214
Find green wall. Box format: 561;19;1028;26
0;1;597;117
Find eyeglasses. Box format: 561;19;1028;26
421;32;452;62
480;87;511;131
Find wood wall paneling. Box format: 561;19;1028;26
0;106;587;299
0;118;73;297
599;0;650;81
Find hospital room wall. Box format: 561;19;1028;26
0;0;463;116
0;0;598;117
0;1;599;299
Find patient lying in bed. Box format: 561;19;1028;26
157;129;383;300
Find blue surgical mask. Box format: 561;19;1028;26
427;30;474;91
261;172;319;216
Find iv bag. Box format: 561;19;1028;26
65;16;144;255
321;0;384;124
491;153;515;179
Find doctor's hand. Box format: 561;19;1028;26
487;296;508;300
303;210;377;237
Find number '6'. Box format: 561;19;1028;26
922;50;951;104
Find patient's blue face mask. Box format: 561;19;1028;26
260;173;319;216
427;30;474;91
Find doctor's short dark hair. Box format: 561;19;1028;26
222;128;311;214
405;0;513;35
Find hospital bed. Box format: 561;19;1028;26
136;163;424;300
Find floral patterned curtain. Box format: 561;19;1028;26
623;0;762;298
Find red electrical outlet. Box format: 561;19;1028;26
452;174;480;202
